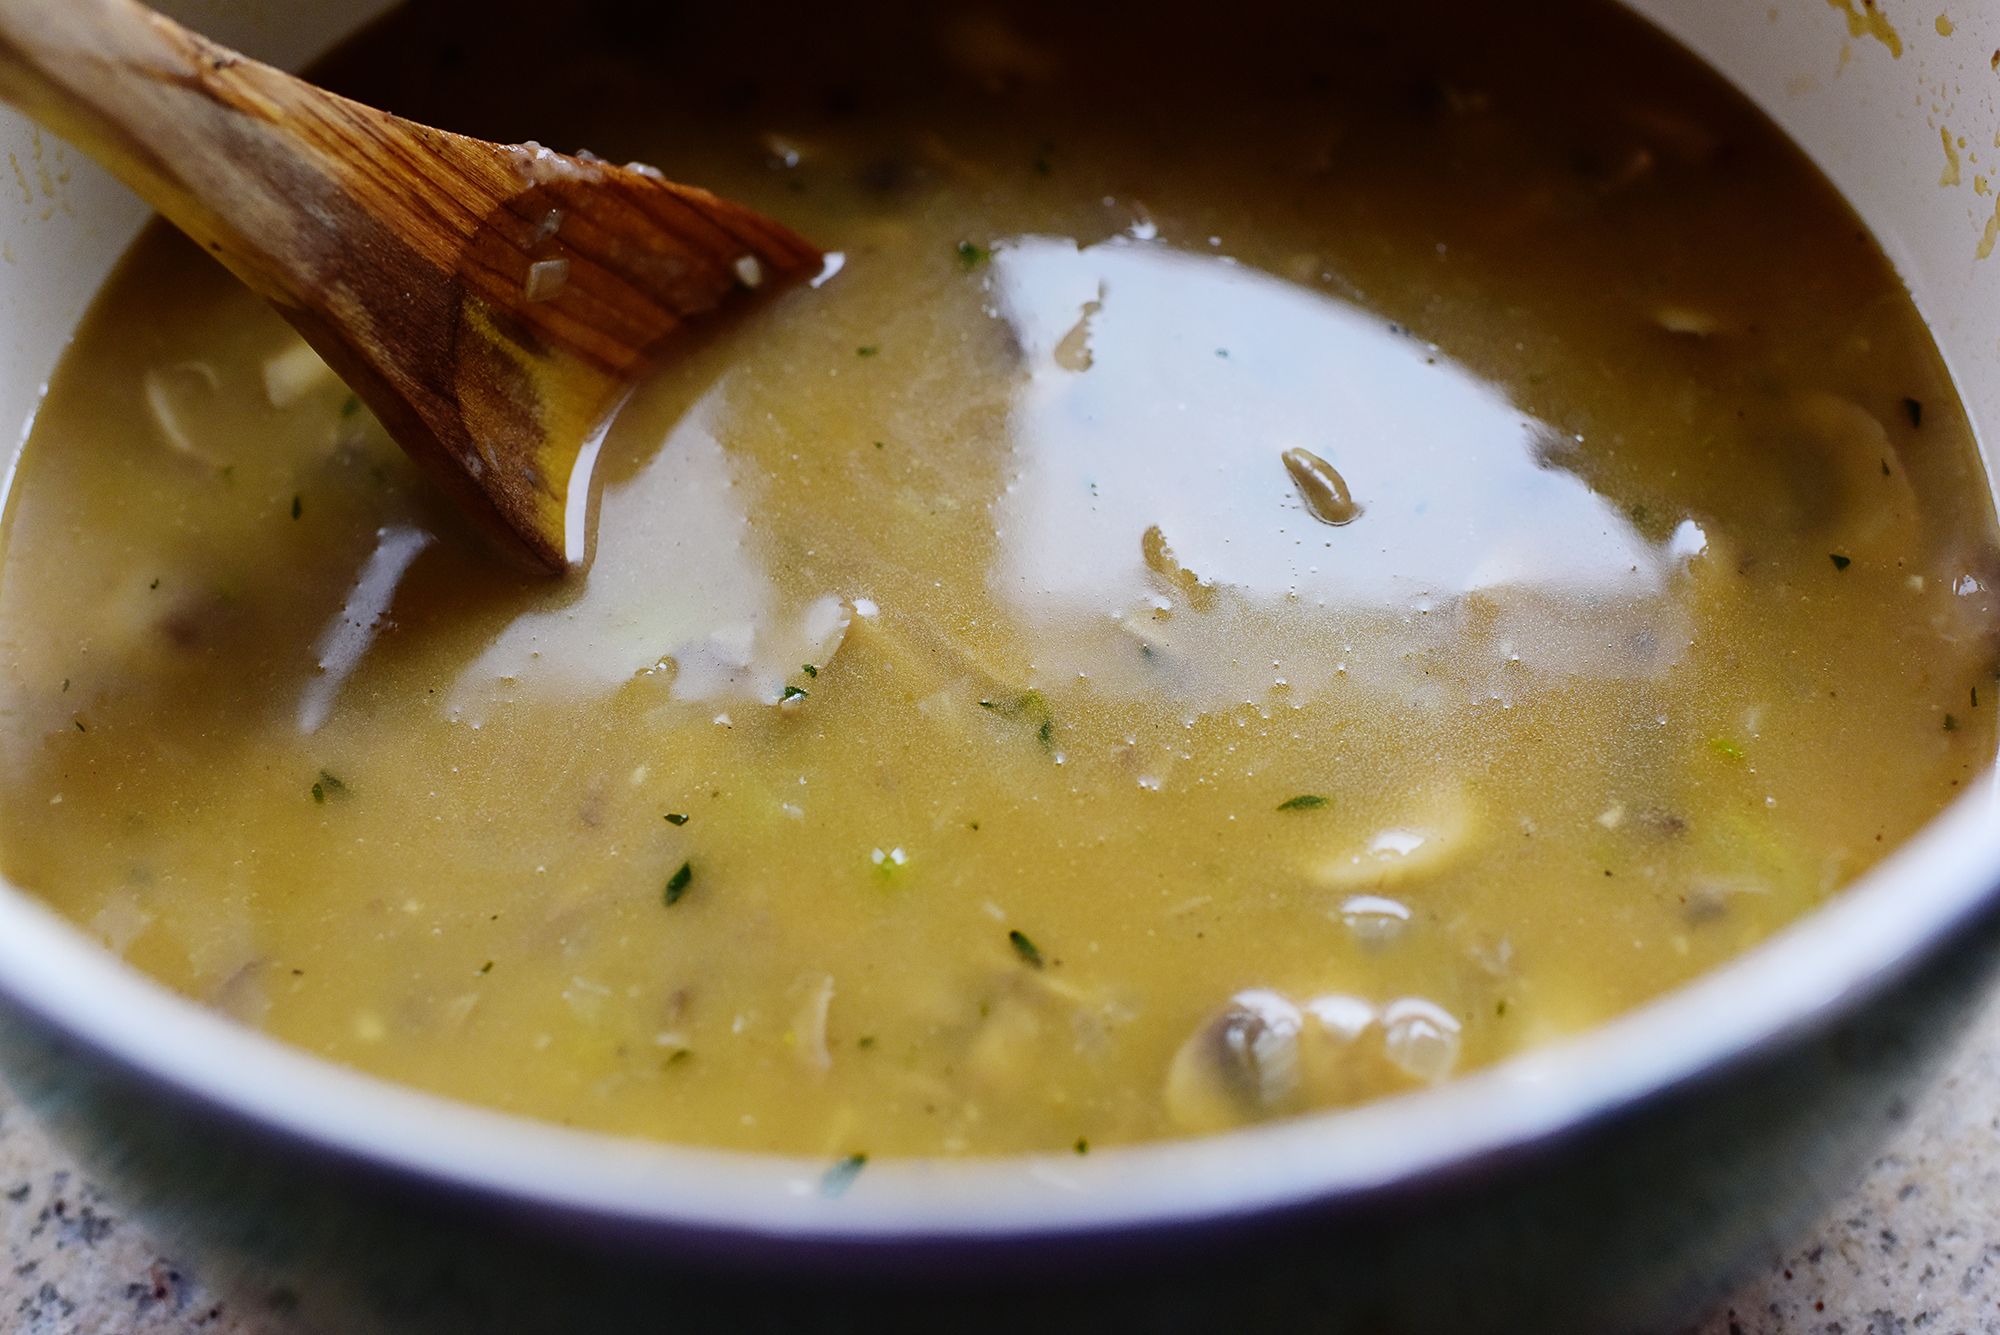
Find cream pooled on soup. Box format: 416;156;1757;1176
0;0;1994;1157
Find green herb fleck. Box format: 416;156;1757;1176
1902;396;1924;429
59;678;69;693
478;961;494;975
821;1153;868;1198
72;719;86;733
1944;713;1959;733
664;1048;691;1067
664;861;693;906
1276;794;1329;811
857;1035;876;1050
781;685;809;702
1830;553;1851;571
341;395;361;419
801;663;818;678
665;812;690;826
955;240;991;270
979;691;1055;750
856;345;879;358
1215;348;1229;358
1008;929;1045;969
1073;1137;1090;1155
873;440;885;450
1708;737;1746;761
148;578;160;591
1496;999;1509;1017
313;770;348;801
291;494;302;520
1974;686;1981;709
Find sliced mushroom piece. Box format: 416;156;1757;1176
1281;447;1362;526
1777;392;1920;562
1337;894;1412;946
1294;994;1430;1105
1164;989;1303;1133
1308;788;1479;892
1380;997;1463;1085
141;361;224;465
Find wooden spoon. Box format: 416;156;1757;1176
0;0;821;572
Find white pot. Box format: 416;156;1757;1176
0;4;1992;1330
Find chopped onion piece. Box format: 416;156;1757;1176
524;258;570;303
791;973;835;1073
261;339;336;410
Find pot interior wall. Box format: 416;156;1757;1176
1636;0;2000;479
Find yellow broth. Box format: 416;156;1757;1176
0;0;1995;1158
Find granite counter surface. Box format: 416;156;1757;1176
5;990;1999;1334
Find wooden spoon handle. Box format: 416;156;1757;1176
0;0;822;572
0;0;342;305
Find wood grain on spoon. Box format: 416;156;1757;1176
0;0;821;572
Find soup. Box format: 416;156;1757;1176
0;0;1993;1161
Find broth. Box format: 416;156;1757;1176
0;0;1995;1159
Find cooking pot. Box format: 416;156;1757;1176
0;2;1994;1330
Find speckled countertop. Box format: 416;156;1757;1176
4;991;1999;1335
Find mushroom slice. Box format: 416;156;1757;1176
1164;989;1303;1133
1783;392;1919;562
141;361;223;464
1337;894;1412;946
1309;789;1478;892
1380;997;1463;1085
1294;994;1414;1105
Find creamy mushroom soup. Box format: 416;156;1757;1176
0;0;1995;1158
